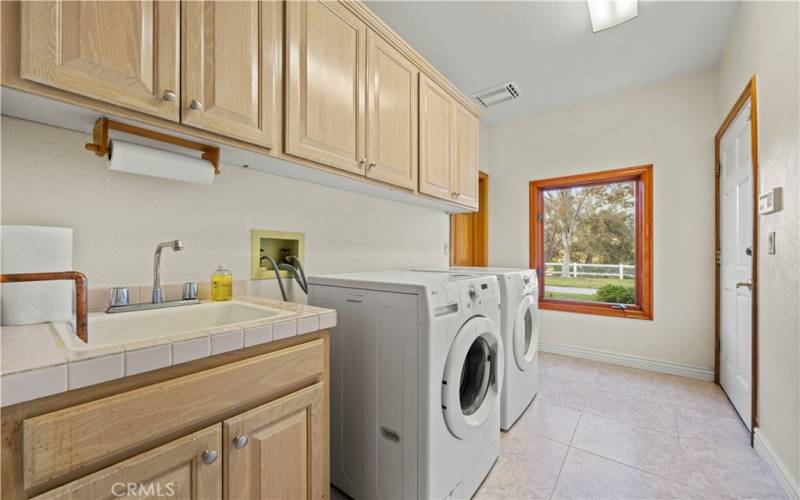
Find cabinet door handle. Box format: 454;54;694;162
201;449;218;465
190;99;203;111
736;280;753;290
162;90;177;102
233;435;249;449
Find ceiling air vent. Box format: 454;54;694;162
472;81;521;108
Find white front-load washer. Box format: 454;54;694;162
414;267;539;431
308;271;503;499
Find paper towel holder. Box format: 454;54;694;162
84;118;220;175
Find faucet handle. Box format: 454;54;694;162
182;282;198;300
109;287;129;307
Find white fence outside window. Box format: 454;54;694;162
544;262;635;280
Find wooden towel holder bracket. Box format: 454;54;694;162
84;117;221;175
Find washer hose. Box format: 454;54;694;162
264;255;288;301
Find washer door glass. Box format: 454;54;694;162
442;316;504;440
513;294;539;371
459;336;492;416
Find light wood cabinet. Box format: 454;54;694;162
365;30;418;190
8;0;483;209
419;77;480;209
225;383;326;500
32;425;222;500
286;0;367;175
419;74;455;201
20;1;180;122
182;1;281;148
453;104;480;209
5;336;330;500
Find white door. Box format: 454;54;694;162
719;101;754;429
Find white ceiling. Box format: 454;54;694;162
366;1;739;125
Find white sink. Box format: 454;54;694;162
53;301;293;351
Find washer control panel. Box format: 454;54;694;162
458;276;499;316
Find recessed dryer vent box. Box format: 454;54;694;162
251;229;305;280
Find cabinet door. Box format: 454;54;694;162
33;425;222;500
453;105;480;208
20;1;179;121
286;0;367;175
182;1;281;148
419;74;455;201
365;30;418;190
225;383;327;500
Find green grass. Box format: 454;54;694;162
544;291;601;301
544;276;634;290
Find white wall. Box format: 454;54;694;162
487;72;718;370
0;117;449;300
716;1;800;489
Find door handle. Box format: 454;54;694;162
736;280;752;290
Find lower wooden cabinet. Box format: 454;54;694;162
32;425;222;499
7;336;330;500
225;383;326;500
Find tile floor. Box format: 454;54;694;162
474;353;785;499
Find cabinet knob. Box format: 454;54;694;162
359;158;367;169
190;99;203;111
233;435;249;449
162;90;177;102
201;449;218;465
368;161;376;169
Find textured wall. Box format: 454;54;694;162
487;72;718;370
716;0;800;488
1;117;450;300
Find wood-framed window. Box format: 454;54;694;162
529;164;653;320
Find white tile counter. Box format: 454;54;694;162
0;296;336;407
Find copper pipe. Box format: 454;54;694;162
0;272;88;343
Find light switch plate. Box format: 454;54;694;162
768;231;776;255
443;243;449;256
759;187;782;215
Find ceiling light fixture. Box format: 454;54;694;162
587;0;638;32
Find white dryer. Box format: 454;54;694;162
308;271;503;499
415;267;539;431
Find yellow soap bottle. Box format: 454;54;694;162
210;261;233;301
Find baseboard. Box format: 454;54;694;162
539;342;715;381
754;428;800;499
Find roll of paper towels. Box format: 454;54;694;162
1;226;74;325
108;139;215;186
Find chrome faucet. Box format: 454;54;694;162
152;239;183;303
106;240;199;314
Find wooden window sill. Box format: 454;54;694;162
539;298;653;320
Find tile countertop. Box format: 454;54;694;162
0;296;337;407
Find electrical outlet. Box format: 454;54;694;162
443;243;449;256
768;231;776;255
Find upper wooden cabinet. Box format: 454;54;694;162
20;1;180;121
286;0;367;175
225;383;327;500
9;0;482;209
419;76;480;209
453;104;480;209
32;425;222;500
419;74;455;201
182;1;281;148
365;30;418;190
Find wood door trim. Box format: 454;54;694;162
449;171;488;266
529;164;653;320
714;75;759;442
